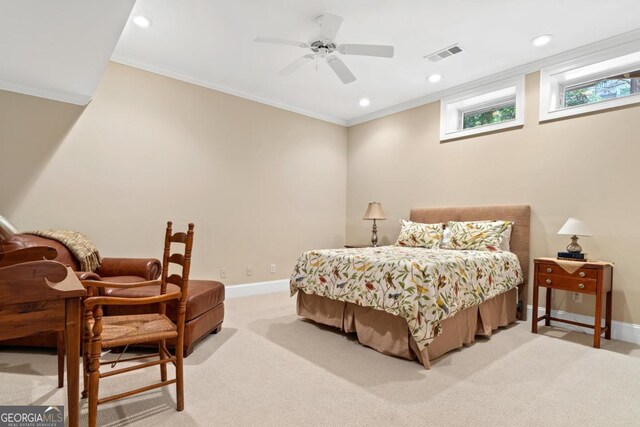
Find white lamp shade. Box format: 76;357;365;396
557;217;591;237
362;202;386;220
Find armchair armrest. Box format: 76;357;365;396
75;271;101;281
95;258;161;280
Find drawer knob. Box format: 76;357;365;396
579;271;586;277
545;279;552;284
578;283;585;289
546;268;552;273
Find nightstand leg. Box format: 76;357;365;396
594;286;603;348
531;282;539;334
545;288;552;326
605;290;612;340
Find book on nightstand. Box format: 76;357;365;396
557;251;587;261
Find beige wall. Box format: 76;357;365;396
2;63;638;324
347;72;640;324
0;62;348;284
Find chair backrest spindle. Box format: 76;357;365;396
158;221;194;320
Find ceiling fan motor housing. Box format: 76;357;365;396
310;40;336;55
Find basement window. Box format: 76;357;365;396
440;76;525;141
539;49;640;121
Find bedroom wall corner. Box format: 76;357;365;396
0;62;348;285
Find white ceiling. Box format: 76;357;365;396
0;0;135;104
112;0;640;125
3;1;639;125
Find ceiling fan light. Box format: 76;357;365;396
359;98;370;107
132;15;152;28
531;34;553;47
428;74;442;83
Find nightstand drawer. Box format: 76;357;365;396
537;273;597;294
536;263;598;279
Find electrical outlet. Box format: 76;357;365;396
270;264;276;274
246;266;253;276
220;268;227;279
573;292;582;303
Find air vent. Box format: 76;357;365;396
425;44;463;62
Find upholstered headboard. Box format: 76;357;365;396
410;205;531;319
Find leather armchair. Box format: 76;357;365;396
0;233;224;355
0;234;161;348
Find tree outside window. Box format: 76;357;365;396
565;71;640;107
462;104;516;130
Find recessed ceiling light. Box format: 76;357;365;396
428;74;442;83
132;15;152;28
359;98;370;107
531;34;553;47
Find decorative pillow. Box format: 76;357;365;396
395;220;444;248
443;220;512;251
500;224;513;251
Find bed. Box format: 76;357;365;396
290;205;530;368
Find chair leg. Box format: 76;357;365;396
159;339;167;382
88;306;103;427
56;331;65;388
175;340;184;412
82;307;92;398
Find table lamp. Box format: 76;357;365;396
362;202;386;247
557;217;591;254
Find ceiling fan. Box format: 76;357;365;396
255;12;394;84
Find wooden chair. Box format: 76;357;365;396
0;246;67;388
81;222;194;427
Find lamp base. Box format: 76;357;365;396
370;220;378;247
566;235;582;253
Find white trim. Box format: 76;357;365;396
527;305;640;345
0;79;91;105
439;76;524;141
110;55;347;126
347;29;640;127
225;279;289;299
539;46;640;122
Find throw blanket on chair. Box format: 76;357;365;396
24;230;102;272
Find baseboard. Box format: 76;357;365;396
527;305;640;345
225;279;289;299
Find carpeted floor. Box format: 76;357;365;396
1;291;639;426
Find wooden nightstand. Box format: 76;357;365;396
532;257;613;348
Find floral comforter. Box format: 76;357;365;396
290;246;523;349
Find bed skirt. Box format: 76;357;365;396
296;287;517;369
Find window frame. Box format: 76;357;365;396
439;76;525;141
539;47;640;122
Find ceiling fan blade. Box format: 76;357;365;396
278;55;315;76
254;36;309;48
318;12;343;41
326;56;356;84
338;44;394;58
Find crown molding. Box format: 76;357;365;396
0;79;91;105
347;28;640;127
110;55;347;126
112;29;640;128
